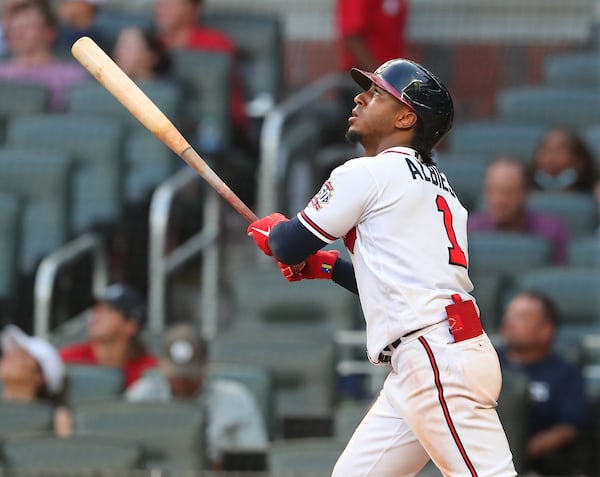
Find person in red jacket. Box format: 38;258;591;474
154;0;247;144
59;283;158;389
336;0;409;72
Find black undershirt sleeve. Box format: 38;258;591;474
269;217;358;295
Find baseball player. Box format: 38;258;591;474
247;59;517;476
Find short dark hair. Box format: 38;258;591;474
12;0;57;28
520;290;560;327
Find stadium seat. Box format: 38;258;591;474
170;50;233;156
469;232;553;280
6;114;126;233
448;121;546;161
436;159;487;211
204;12;283;115
333;400;372;442
527;192;598;238
544;53;600;88
64;364;125;406
2;433;141;472
497;87;600;129
230;261;358;331
94;9;154;51
515;267;600;326
0;80;48;116
66;80;182;131
124;129;177;202
0;193;21;302
581;124;600;167
268;437;345;475
211;326;337;428
0;401;54;438
435;152;491;164
568;236;600;268
0;148;73;271
497;368;529;474
209;362;275;439
73;400;205;472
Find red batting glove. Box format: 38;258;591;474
247;213;288;256
278;250;339;282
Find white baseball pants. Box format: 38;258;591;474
332;325;517;477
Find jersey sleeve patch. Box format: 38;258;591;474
309;180;334;211
297;211;337;243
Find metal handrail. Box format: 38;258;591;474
34;233;108;338
257;72;357;216
148;167;220;337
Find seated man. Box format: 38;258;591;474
60;283;158;389
0;0;89;111
496;291;586;476
55;0;107;54
126;323;268;470
468;156;569;264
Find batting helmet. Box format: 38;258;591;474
351;59;454;153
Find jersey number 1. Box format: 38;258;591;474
436;195;467;268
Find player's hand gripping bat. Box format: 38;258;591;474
71;36;258;223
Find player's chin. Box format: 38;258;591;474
345;127;362;145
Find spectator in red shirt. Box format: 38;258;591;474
59;283;158;389
336;0;409;72
154;0;247;146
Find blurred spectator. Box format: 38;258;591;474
59;283;158;389
55;0;106;54
469;156;569;264
496;291;586;476
0;0;88;111
113;26;171;82
0;0;28;56
0;325;72;436
126;323;268;470
531;126;599;194
154;0;248;146
336;0;409;72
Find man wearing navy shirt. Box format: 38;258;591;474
497;291;586;476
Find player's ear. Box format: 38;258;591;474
394;108;418;131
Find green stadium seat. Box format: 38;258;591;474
209;362;275;439
527;192;598;238
124;129;176;202
268;437;345;475
64;364;125;406
470;273;507;333
0;193;21;301
515;267;600;326
66;80;182;131
170;49;233;156
497;368;529;474
6;114;126;233
333;400;372;442
0;401;54;438
448;121;546;161
497;87;600;129
581;125;600;168
74;400;205;472
204;12;283;114
435;152;491;164
0;148;73;271
2;434;141;472
0;80;48;115
568;236;600;268
544;53;600;88
211;326;337;427
94;9;154;51
436;159;487;211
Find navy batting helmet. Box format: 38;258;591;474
351;59;454;154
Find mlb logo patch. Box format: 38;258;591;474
310;181;334;211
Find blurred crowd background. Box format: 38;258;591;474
0;0;598;476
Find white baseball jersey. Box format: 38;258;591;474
298;146;475;362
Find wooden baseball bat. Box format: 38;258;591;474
71;36;258;223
